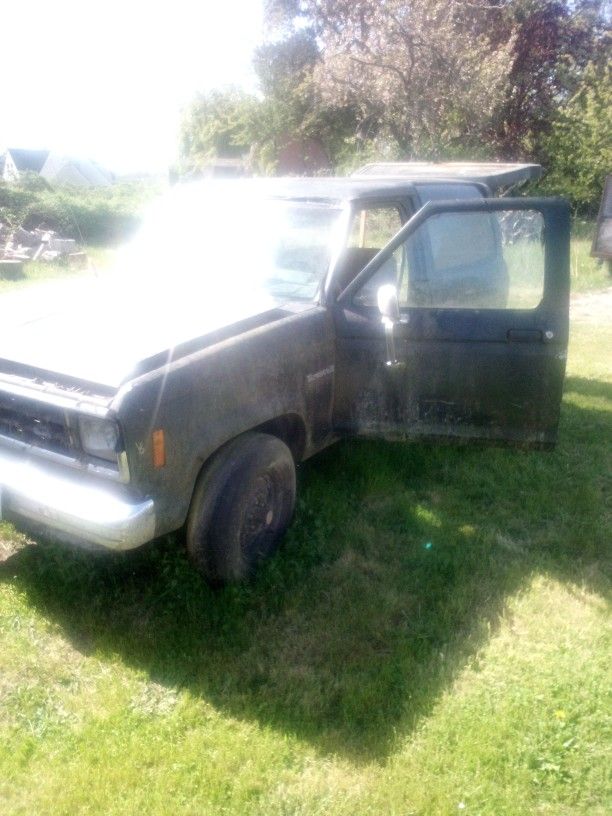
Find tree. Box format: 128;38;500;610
262;0;610;164
541;61;612;213
252;27;357;171
490;0;610;157
181;0;610;196
179;89;260;173
264;1;516;159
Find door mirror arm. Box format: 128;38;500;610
377;284;405;369
377;283;400;323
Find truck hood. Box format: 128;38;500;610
0;276;285;390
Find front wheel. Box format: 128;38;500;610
186;433;296;585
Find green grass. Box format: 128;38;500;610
0;247;114;293
0;259;81;293
0;252;610;814
0;178;158;246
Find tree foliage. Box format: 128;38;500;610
180;0;610;207
540;60;612;213
0;180;156;244
278;0;516;158
179;89;259;172
253;28;359;171
252;30;325;169
491;0;610;157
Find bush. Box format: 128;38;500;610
0;180;161;245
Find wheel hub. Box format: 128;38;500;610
241;473;275;550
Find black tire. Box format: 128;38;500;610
186;433;296;585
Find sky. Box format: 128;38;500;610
1;1;264;175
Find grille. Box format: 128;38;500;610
0;392;75;456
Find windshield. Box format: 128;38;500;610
116;185;344;303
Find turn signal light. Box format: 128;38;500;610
152;429;166;468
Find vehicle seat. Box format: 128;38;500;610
332;247;380;296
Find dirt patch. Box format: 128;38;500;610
570;287;612;322
0;526;31;563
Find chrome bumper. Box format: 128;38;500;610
0;447;156;551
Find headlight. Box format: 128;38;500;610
78;416;122;462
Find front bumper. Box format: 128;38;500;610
0;447;156;551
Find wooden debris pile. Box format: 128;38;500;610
0;222;87;266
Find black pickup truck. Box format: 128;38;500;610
0;165;570;583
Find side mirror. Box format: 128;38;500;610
377;284;400;325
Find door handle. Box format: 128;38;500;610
507;329;543;343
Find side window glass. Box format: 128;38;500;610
353;209;546;310
345;205;405;306
348;206;403;249
497;210;545;308
352;245;406;307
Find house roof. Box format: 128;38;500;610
40;154;113;187
7;148;50;173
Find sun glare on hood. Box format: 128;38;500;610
114;183;344;305
0;184;345;388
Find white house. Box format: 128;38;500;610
0;151;17;180
0;148;113;187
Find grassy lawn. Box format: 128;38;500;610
0;247;114;293
0;241;610;814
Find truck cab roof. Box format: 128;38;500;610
352;162;542;192
179;175;489;206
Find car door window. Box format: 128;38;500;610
348;205;403;249
353;208;546;310
343;204;407;305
